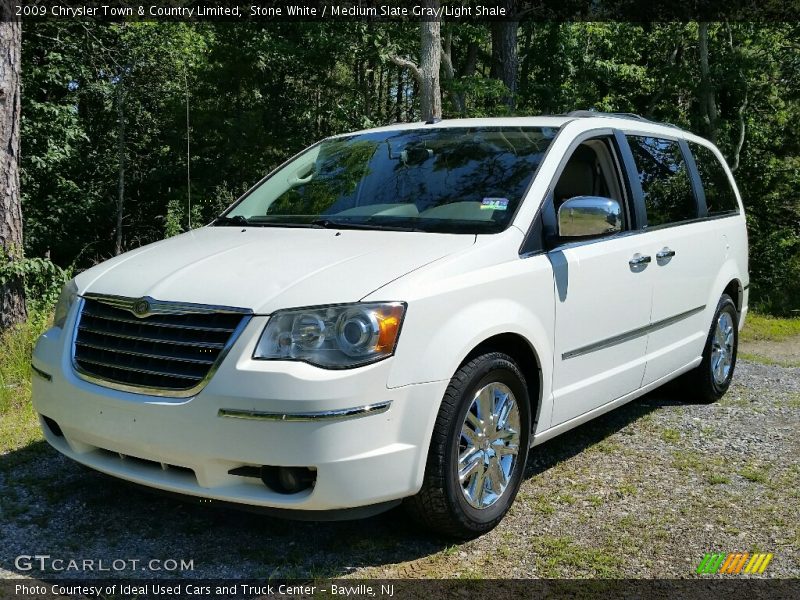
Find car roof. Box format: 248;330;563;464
336;113;700;142
334;116;570;136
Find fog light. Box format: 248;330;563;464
42;415;64;437
260;466;316;494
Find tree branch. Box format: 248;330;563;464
725;23;748;173
389;55;422;85
645;40;682;118
729;89;748;173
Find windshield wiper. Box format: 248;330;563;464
214;215;326;228
213;215;250;227
311;218;422;232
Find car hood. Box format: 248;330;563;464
76;226;475;313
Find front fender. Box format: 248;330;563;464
383;253;556;425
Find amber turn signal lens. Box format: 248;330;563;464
375;305;405;352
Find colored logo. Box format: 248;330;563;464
697;552;773;575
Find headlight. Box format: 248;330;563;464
53;279;79;329
253;302;406;368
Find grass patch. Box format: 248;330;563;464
660;428;681;443
706;473;731;485
671;450;736;488
739;464;770;484
1;313;51;453
740;313;800;342
672;450;704;472
530;536;622;577
591;439;621;455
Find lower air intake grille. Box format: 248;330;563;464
73;295;250;396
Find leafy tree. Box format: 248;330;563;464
16;18;800;314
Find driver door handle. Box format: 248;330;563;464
657;248;676;260
629;254;652;267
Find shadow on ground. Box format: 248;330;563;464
0;386;686;578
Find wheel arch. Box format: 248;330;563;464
706;258;745;326
460;332;544;434
722;278;743;315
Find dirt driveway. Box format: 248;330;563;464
1;359;798;580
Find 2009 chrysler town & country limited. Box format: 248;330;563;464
33;112;748;537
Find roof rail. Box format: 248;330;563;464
565;110;683;130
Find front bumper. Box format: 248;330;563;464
31;314;447;512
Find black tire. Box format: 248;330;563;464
404;352;531;539
681;294;739;403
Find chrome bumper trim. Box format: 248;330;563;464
218;401;392;422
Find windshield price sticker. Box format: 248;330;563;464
481;198;509;211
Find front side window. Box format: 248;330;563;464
690;143;739;216
219;127;557;234
628;136;697;227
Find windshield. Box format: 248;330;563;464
218;126;557;233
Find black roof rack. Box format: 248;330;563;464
566;110;682;130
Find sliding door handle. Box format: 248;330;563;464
656;247;676;260
629;254;652;267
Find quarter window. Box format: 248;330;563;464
628;136;697;227
690;143;739;216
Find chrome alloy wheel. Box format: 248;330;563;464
458;382;521;509
711;312;735;385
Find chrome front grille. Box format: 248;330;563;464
72;295;251;397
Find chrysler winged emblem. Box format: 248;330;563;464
132;298;151;317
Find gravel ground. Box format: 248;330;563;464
1;359;798;580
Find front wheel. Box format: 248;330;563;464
405;352;531;539
682;294;739;403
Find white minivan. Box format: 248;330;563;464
32;112;748;538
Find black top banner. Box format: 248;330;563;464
2;0;800;22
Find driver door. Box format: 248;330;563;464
547;135;653;426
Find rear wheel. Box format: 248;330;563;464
681;294;739;403
405;352;531;539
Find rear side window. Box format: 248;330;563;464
690;143;739;216
628;136;697;227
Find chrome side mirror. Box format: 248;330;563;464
557;196;622;238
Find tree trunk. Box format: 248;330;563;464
0;17;27;329
462;41;479;78
490;0;519;110
390;0;442;122
519;23;533;102
441;26;465;114
395;68;404;122
418;1;442;121
698;22;718;143
115;81;125;256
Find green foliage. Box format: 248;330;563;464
17;20;800;315
0;253;71;313
164;198;203;238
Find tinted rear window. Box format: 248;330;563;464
628;136;698;227
690;143;739;216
